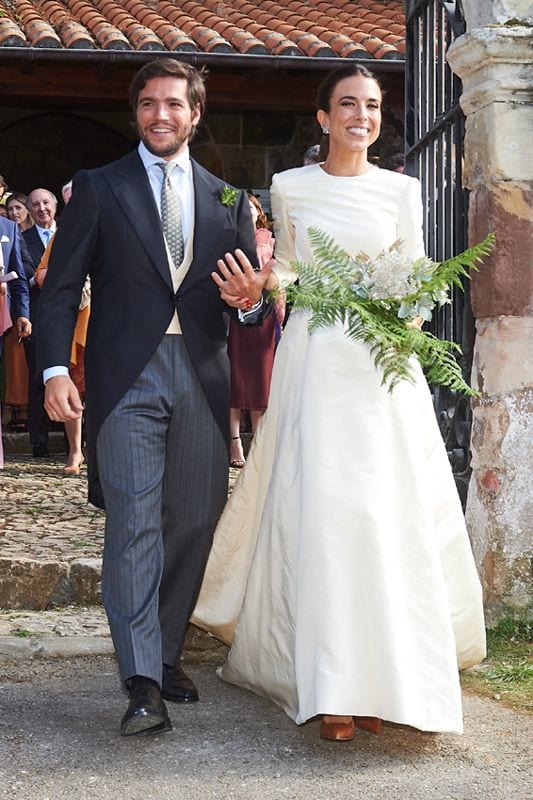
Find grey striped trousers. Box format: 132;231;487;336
96;335;228;685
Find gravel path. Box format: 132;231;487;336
0;452;239;563
0;454;103;561
0;657;531;800
1;451;531;799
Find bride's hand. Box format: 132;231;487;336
220;291;254;310
212;249;273;308
406;315;425;330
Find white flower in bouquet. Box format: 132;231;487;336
367;246;425;300
281;228;494;395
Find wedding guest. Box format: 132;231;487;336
0;174;9;209
227;193;282;467
303;144;321;166
0;216;32;466
34;179;89;474
0;217;31;358
23;188;58;458
6;192;34;232
4;192;32;431
380;151;405;173
197;63;486;742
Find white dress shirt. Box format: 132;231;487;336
35;223;57;249
28;224;57;289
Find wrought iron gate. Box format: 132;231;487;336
404;0;473;506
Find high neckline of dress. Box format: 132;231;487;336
318;163;376;179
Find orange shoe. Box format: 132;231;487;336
320;716;356;741
354;716;382;735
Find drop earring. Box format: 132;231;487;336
321;125;329;135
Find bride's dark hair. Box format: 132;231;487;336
316;64;381;112
316;65;382;160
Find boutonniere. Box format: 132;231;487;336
220;185;239;207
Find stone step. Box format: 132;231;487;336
2;430;68;454
2;430;253;455
0;446;246;663
0;556;102;609
0;606;227;664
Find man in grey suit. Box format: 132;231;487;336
37;59;271;737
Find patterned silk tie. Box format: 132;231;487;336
157;161;184;268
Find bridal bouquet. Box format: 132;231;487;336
282;228;495;396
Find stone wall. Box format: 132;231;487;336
447;2;533;623
0;105;403;203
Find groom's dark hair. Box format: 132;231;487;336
129;57;207;118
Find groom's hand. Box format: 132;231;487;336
211;249;273;309
45;375;83;421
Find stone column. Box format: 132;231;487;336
447;13;532;624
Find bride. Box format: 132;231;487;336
199;64;486;742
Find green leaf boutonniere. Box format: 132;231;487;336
220;185;239;207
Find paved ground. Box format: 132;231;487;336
0;447;532;799
0;448;231;660
0;657;531;800
0;447;102;564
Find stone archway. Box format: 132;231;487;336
0;112;134;198
447;0;533;622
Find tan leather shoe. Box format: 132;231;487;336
320;716;356;741
354;716;382;735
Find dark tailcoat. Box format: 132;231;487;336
37;150;260;508
22;219;55;449
21;225;45;310
21;225;45;271
21;225;47;332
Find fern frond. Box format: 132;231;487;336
283;229;493;395
306;228;353;272
406;328;480;397
404;233;495;303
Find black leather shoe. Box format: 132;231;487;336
161;663;199;703
120;677;172;737
32;443;50;458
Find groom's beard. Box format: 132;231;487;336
137;123;196;160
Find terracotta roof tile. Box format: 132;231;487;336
11;0;62;47
0;16;27;47
0;0;405;60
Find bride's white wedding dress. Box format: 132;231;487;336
192;164;486;733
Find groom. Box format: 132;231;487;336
37;58;271;737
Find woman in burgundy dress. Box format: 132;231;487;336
228;194;283;467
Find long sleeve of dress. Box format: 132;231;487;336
397;177;426;261
269;172;298;287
